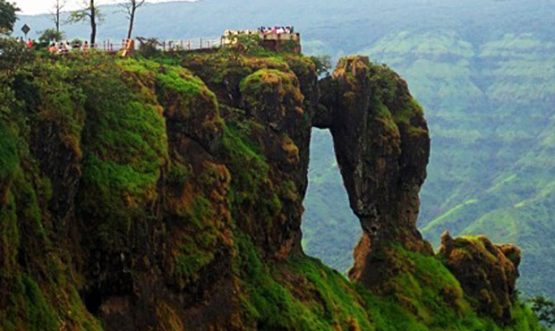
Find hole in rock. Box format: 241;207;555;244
301;129;361;273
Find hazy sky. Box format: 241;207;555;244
15;0;188;15
15;0;113;15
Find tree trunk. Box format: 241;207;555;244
126;6;136;40
90;0;96;46
56;7;60;33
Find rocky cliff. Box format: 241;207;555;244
0;49;540;330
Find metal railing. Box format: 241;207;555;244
89;38;222;52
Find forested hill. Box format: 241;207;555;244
19;0;555;298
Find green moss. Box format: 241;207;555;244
174;196;217;278
236;235;331;330
452;235;500;263
180;51;292;98
240;68;299;99
20;275;60;331
1;275;62;331
234;235;541;331
156;65;205;97
288;256;374;330
385;246;480;329
154;60;223;137
374;100;400;133
222;125;282;225
167;159;192;189
80;155;157;248
76;60;168;252
357;245;541;330
166;172;221;284
0;191;19;278
117;57;159;76
0;57;103;331
0;122;18;184
507;302;543;331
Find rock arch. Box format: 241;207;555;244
312;56;433;286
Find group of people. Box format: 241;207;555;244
11;35;137;57
258;26;295;34
47;41;90;55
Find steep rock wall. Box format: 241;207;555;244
0;51;538;331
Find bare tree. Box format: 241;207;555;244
68;0;99;46
121;0;146;40
51;0;66;34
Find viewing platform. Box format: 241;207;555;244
222;27;301;54
40;27;301;56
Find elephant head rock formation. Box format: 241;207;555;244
315;56;433;286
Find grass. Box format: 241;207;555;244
236;234;541;331
236;234;332;330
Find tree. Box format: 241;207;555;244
68;0;99;46
51;0;66;34
310;55;332;76
0;0;19;35
529;296;555;327
121;0;146;40
39;28;64;45
0;38;33;76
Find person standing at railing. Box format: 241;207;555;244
121;39;134;57
58;42;67;55
48;43;58;54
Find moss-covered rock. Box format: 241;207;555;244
318;56;433;288
439;232;522;324
0;50;541;331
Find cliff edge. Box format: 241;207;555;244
0;48;540;330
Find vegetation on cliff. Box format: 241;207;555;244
0;43;542;330
17;0;555;301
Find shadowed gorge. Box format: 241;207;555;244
0;48;541;330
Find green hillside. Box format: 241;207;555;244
18;0;555;299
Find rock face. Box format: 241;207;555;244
439;232;521;324
0;52;535;331
316;56;433;286
182;54;319;260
